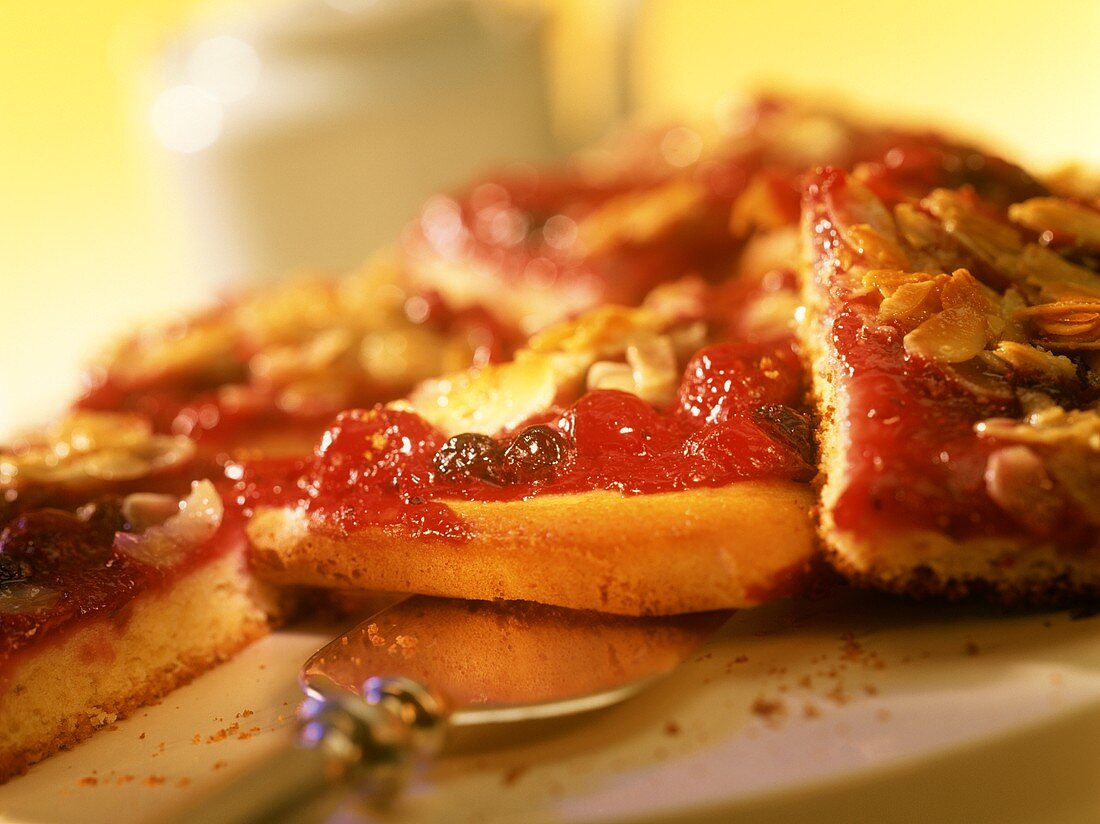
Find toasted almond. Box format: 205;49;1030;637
923;189;1023;271
1009;197;1100;249
1016;300;1100;350
984;446;1064;534
976;406;1100;450
1016;244;1100;301
991;341;1079;383
1;412;194;487
903;306;989;363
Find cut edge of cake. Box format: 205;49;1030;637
248;481;820;616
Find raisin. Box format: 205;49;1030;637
752;404;815;465
500;425;570;484
433;433;503;485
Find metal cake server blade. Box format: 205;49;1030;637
168;596;730;824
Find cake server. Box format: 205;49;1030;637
168;595;729;823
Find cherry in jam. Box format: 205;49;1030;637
678;341;803;424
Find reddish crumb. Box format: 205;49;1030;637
750;696;787;726
116;775;135;785
107;724;119;732
192;734;202;745
175;777;192;789
208;730;228;743
502;764;529;786
143;776;166;788
237;727;262;741
240;709;254;718
663;721;681;737
964;642;980;656
78;777;98;787
212;760;229;771
138;732;146;740
839;633;863;662
732;655;748;664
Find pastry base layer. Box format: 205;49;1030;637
248;481;819;616
0;544;281;783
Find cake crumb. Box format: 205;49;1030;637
750;696;787;726
192;734;202;745
78;776;98;787
663;721;681;737
212;760;229;771
964;642;980;657
138;732;146;740
502;764;529;786
116;775;135;785
143;776;166;788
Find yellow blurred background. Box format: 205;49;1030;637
2;0;1099;431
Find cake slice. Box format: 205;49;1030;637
244;275;821;616
0;413;283;781
800;164;1100;602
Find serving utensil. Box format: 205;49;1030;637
168;596;729;823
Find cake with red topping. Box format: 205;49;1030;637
799;164;1100;601
243;276;821;615
0;414;282;781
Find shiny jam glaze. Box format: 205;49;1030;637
828;308;1018;539
239;339;814;541
805;166;1099;545
0;493;236;667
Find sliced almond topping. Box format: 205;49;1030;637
576;178;704;255
1009;197;1100;249
878;280;938;326
114;480;224;569
1016;244;1100;301
730;172;794;236
991;341;1080;383
893;203;947;251
984;446;1065;534
940;355;1014;401
408;306;696;437
976;406;1100;450
827;176;911;270
998;287;1029;343
1016;300;1100;350
1;412;194;487
923;189;1023;272
903;306;988;363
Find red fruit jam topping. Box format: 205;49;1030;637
243;339;814;540
0;495;231;666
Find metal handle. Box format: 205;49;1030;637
163;677;446;824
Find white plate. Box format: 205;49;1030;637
3;590;1100;823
